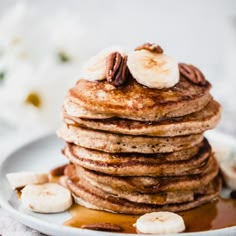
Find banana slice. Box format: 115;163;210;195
211;141;231;163
21;183;72;213
220;158;236;190
134;211;185;234
82;46;126;81
127;50;179;89
58;176;69;188
211;142;236;190
6;171;48;189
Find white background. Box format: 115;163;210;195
1;0;236;69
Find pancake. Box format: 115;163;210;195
67;176;221;214
72;177;217;205
65;140;202;162
57;125;204;153
58;44;222;215
63;138;211;176
68;155;219;193
63;100;221;137
64;98;112;120
65;76;212;122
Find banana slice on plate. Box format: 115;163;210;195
134;211;185;234
220;158;236;190
210;142;236;189
127;50;179;89
58;176;69;188
6;171;48;189
21;183;72;213
82;46;126;81
211;141;231;163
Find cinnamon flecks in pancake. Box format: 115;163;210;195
63;138;212;176
67;155;219;194
57;125;204;153
63;100;221;137
66;175;221;214
66;76;212;122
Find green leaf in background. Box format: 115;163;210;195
58;51;71;63
0;71;5;81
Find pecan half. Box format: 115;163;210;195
64;164;79;182
106;52;128;87
135;43;163;54
179;63;206;85
50;164;67;176
81;222;123;232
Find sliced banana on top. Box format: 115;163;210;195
134;211;185;234
6;171;48;189
82;46;126;81
21;183;72;213
127;50;179;89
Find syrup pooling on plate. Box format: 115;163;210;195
179;197;236;232
12;165;236;234
64;204;138;233
64;197;236;233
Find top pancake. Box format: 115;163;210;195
63;100;221;137
66;76;212;121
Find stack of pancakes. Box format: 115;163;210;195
58;74;221;214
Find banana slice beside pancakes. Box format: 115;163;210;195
6;172;48;189
134;212;185;234
21;183;72;213
219;158;236;190
7;171;72;213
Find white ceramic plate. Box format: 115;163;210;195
0;131;236;236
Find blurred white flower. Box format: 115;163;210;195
0;3;86;131
0;62;71;128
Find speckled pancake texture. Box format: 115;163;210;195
57;47;221;214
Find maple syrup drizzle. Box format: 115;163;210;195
48;173;236;233
64;204;138;233
64;197;236;233
179;198;236;232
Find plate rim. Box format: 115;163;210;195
0;130;236;236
